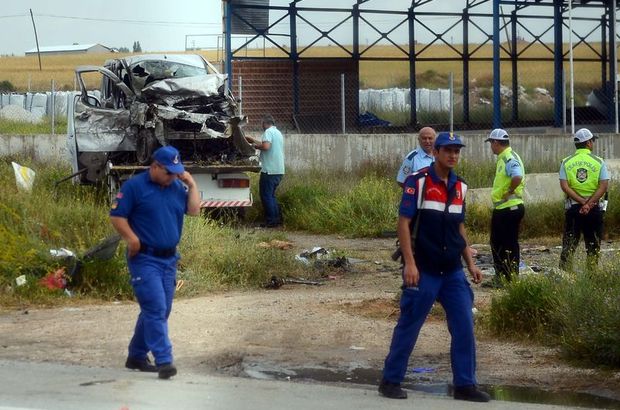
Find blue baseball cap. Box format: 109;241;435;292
434;132;465;148
153;146;184;174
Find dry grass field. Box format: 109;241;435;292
0;43;605;92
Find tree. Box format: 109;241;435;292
117;46;130;53
132;41;142;53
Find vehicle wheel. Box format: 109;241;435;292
136;129;158;165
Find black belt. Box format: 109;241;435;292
139;244;177;258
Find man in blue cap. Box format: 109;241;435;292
379;132;490;403
110;145;201;379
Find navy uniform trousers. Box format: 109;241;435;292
382;268;476;387
127;252;178;366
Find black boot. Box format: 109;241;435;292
454;385;491;402
378;380;408;399
157;363;178;379
125;356;157;373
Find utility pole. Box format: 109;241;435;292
29;9;42;71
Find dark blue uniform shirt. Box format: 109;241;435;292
399;165;468;275
110;171;188;249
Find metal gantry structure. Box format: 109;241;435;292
223;0;620;130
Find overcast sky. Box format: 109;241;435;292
0;0;221;55
0;1;603;56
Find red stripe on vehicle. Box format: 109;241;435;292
200;200;252;208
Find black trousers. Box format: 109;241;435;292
559;205;603;271
490;204;525;281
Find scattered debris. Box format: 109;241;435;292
50;248;76;258
39;267;67;290
411;367;435;374
11;162;35;192
48;235;121;287
297;247;329;260
265;275;324;289
522;246;550;253
14;275;26;287
314;256;351;272
295;247;352;272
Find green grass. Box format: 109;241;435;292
486;274;562;339
0;158;315;306
0;116;67;135
484;267;620;367
247;169;402;237
246;157;604;238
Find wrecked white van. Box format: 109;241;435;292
66;54;259;210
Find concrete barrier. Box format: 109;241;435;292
467;173;563;206
284;132;620;173
2;132;619;172
0;134;67;162
0;133;617;207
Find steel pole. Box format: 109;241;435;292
569;0;575;134
341;73;346;134
449;72;454;133
613;3;619;133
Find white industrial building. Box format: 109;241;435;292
25;44;113;56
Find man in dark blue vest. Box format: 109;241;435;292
379;132;490;403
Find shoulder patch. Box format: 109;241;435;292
406;150;419;161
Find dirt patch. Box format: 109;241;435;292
0;232;619;401
339;298;399;320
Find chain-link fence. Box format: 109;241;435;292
229;55;617;134
221;0;619;134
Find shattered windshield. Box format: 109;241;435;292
129;60;211;88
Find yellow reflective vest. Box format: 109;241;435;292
560;148;604;198
491;147;525;209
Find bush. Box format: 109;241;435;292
486;268;620;367
0;160;314;305
276;173;400;237
553;269;620;366
0;80;15;92
486;274;561;338
177;218;311;292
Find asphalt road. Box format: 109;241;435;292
0;360;587;410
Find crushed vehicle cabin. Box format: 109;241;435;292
66;54;259;209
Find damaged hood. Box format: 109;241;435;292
140;74;228;106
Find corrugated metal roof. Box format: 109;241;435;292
25;44;109;53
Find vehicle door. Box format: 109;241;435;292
73;65;136;153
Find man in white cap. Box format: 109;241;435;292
485;128;525;283
559;128;609;271
396;127;436;188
